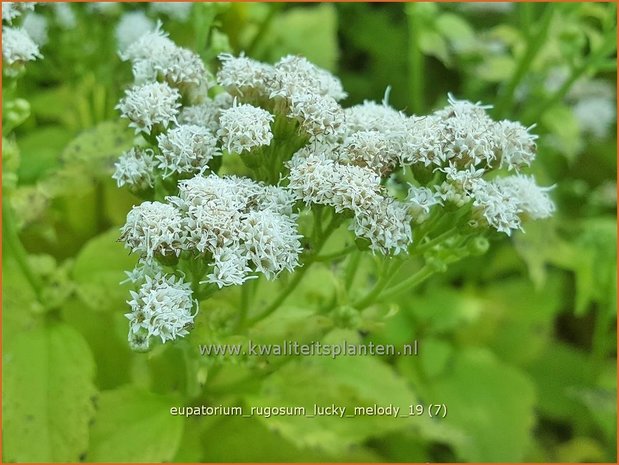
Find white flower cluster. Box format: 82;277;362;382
288;152;412;255
169;175;302;287
113;147;157;190
119;174;302;288
216;53;346;142
2;2;43;71
120;24;208;94
116;81;181;135
126;272;197;348
218;102;274;154
115;11;155;52
156;124;221;177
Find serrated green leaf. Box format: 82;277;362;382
2;323;97;462
88;386;184;462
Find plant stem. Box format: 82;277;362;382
2;197;43;301
407;3;424;114
314;244;356;262
377;265;434;302
351;258;404;310
524;26;618;123
493;4;554;119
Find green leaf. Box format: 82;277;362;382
409;348;535;462
71;228;137;312
88;386;184;462
2;323;97;462
245;340;439;453
202;416;381;462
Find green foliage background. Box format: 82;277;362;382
3;2;617;463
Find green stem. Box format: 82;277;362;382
493;4;554;119
524;27;618;123
414;227;457;254
377;265;434;303
2;198;43;301
352;258;404;310
314;244;356;262
407;4;424;114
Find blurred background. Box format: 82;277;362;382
3;2;617;462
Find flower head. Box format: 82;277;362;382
2;27;41;65
156;124;220;177
179;92;234;131
218;103;274;154
217;53;273;99
115;11;155;52
22;12;47;46
113;147;156;190
126;272;197;344
116;82;181;134
120;201;188;258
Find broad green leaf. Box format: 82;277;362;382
409;348;535;462
72;228;137;312
88;386;184;462
202;416;381;462
3;323;97;462
245;341;443;453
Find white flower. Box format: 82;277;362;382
407;186;442;223
494;174;555;220
287;151;383;215
126;272;197;343
289;93;344;142
156;124;220;177
431;94;498;167
287;151;412;255
88;2;120;15
2;27;42;65
240;210;302;279
204;247;253;288
339;130;400;174
115;11;155;52
2;2;36;24
120;201;188;258
352;197;412;255
217;53;273;99
116;82;181;134
269;55;347;101
113;147;156;190
471;179;522;235
495;120;537;170
218;103;274;154
345;99;408;135
22;12;47;46
179;92;233;131
402;115;446;166
121;24;208;90
52;3;76;29
149;2;193;22
573;96;616;139
172;174;301;284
